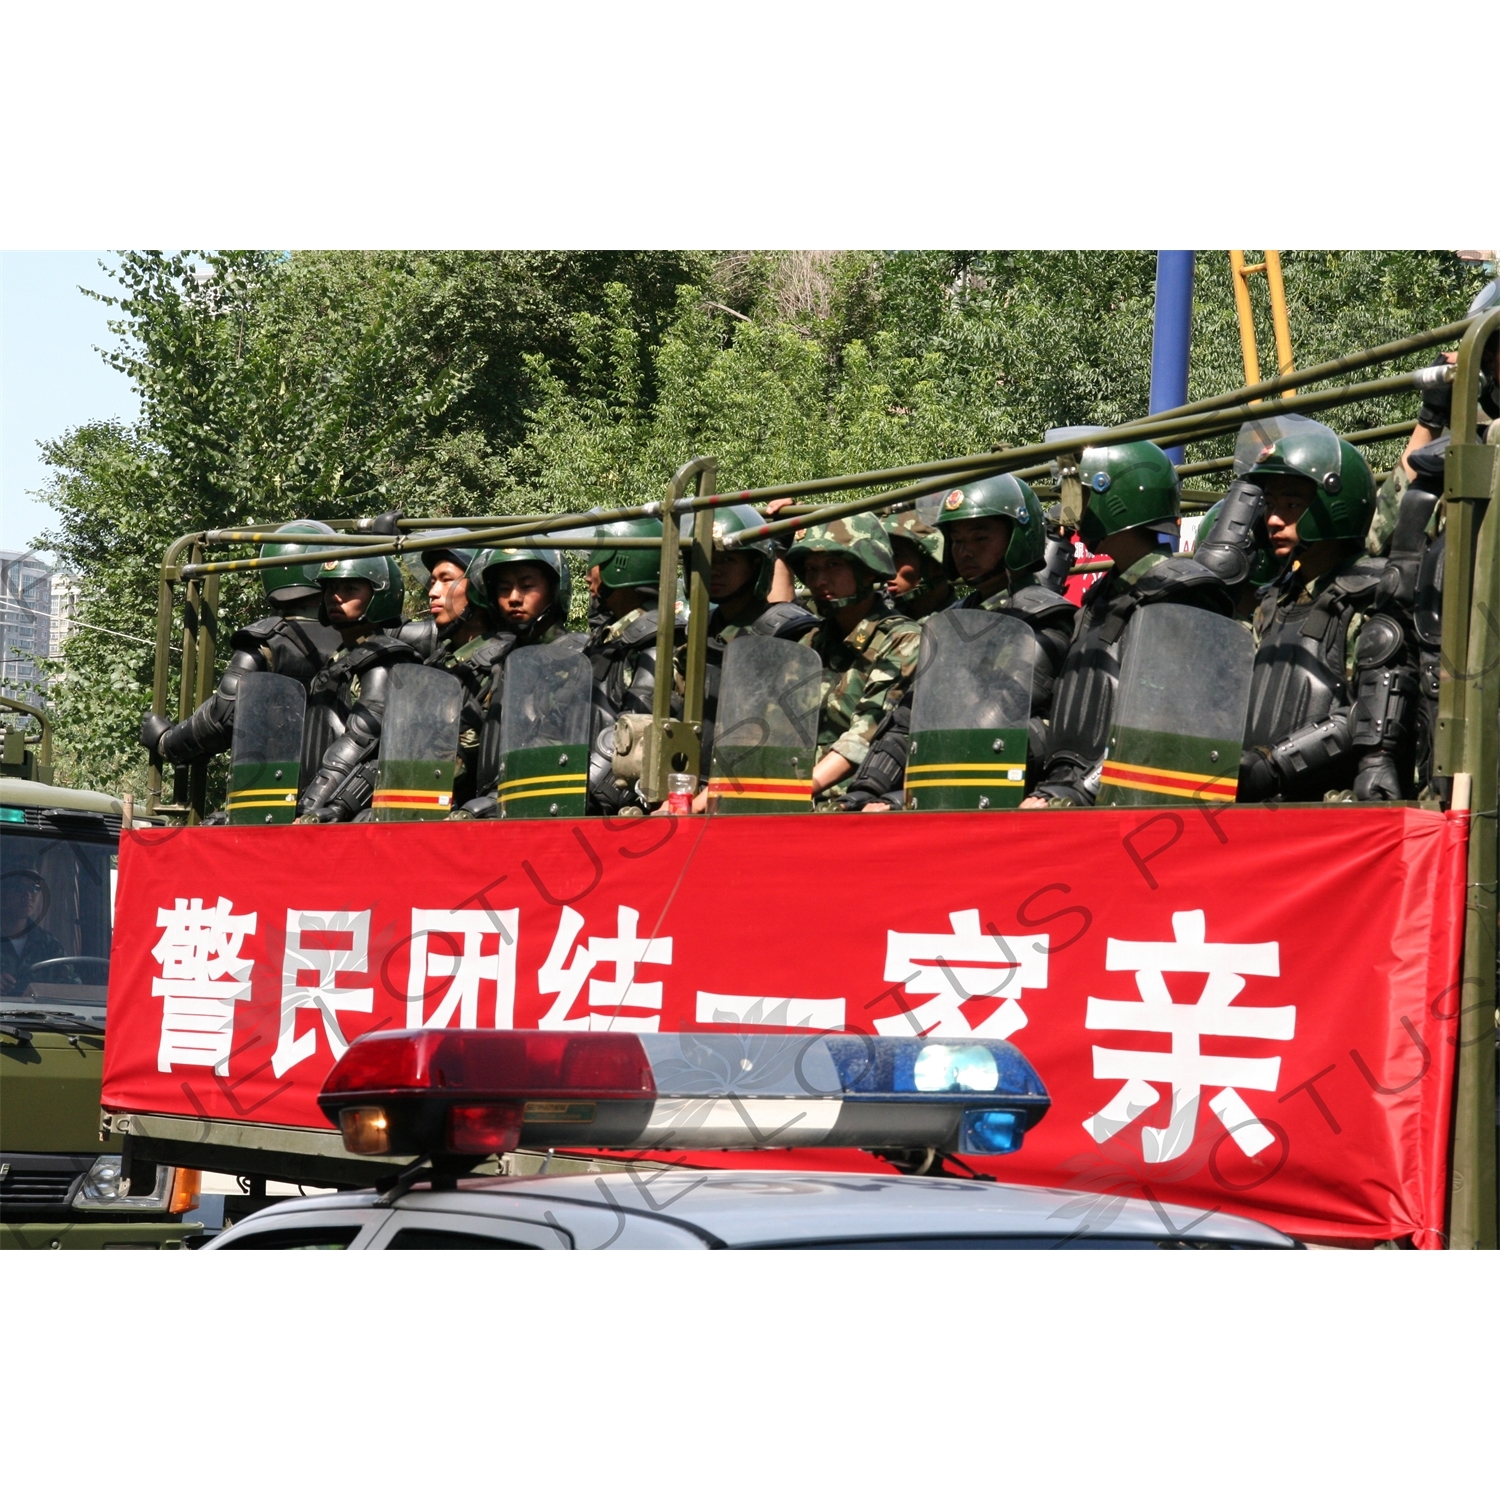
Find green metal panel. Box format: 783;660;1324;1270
497;743;588;819
0;1031;109;1153
906;727;1026;810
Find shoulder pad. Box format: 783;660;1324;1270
619;610;664;650
1330;558;1385;603
228;615;285;648
1355;614;1405;669
748;601;820;639
1130;557;1233;614
1003;585;1079;626
396;619;438;654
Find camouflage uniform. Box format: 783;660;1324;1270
785;515;922;804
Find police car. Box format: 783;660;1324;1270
206;1031;1298;1250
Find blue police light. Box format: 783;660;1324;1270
959;1110;1023;1155
321;1031;1051;1159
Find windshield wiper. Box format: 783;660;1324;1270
0;1010;106;1036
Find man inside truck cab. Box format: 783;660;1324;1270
1;869;63;997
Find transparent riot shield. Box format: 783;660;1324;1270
371;664;463;823
227;673;306;826
707;636;822;814
497;636;592;818
904;610;1034;811
1099;603;1254;807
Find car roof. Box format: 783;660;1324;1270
228;1170;1297;1247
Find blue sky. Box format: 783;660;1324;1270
0;252;140;556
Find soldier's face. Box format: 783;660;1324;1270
947;517;1013;583
888;539;924;597
803;553;859;603
1263;475;1317;557
710;550;758;601
324;579;373;623
491;564;554;626
1;877;45;939
428;561;468;626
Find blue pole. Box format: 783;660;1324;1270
1149;250;1196;466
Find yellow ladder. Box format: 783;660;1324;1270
1229;251;1296;397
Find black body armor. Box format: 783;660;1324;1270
156;612;342;766
1240;552;1418;802
1035;555;1233;806
298;628;424;821
586;610;682;814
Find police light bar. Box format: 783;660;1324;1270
319;1030;1051;1160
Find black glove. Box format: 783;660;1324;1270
455;795;500;820
1238;747;1278;801
139;711;172;754
1353;755;1403;802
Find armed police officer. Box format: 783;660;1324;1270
138;521;343;775
452;544;575;818
883;511;954;619
296;554;423;822
842;474;1077;810
783;516;921;805
1236;417;1419;803
583;516;685;813
1022;440;1233;808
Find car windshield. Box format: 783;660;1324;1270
0;830;114;1005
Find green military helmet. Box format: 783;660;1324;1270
925;473;1047;577
414;529;476;584
317;551;406;626
786;513;896;615
1077;441;1181;548
711;502;777;597
469;545;572;617
1236;415;1376;545
587;515;665;592
260;520;335;603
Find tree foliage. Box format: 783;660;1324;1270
35;249;1483;794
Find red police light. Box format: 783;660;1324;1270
446;1103;525;1155
323;1030;655;1102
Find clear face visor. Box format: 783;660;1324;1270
1234;414;1340;486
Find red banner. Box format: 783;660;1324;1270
103;806;1467;1245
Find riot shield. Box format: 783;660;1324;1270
1099;603;1254;806
904;611;1034;811
227;673;306;825
497;636;592;818
370;664;463;823
707;635;821;814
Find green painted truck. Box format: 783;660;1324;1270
1;700;201;1248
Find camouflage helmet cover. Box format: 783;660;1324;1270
260;520;336;602
1236;415;1375;545
785;513;897;582
884;509;945;568
922;473;1047;576
1078;440;1182;548
587;514;666;593
468;545;572;617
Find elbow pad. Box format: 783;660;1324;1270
1193;480;1265;588
1349;617;1418;754
1266;714;1354;788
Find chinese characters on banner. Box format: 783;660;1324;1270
106;808;1466;1244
